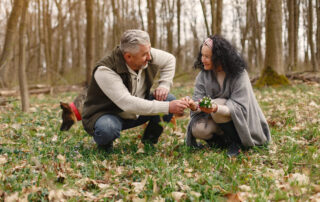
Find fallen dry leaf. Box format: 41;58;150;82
190;191;201;198
57;154;66;163
153;178;159;194
225;193;243;202
52;135;58;142
177;181;190;191
238;185;251;192
288;173;309;185
171;192;186;201
132;176;148;193
0;155;8;165
48;189;65;202
5;192;19;202
312;184;320;193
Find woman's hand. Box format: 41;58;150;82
199;103;218;114
181;96;198;111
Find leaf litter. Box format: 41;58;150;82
0;83;320;201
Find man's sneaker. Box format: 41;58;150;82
227;142;241;158
98;142;113;152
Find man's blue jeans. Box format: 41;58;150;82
93;93;175;147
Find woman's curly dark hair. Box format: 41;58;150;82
194;35;247;78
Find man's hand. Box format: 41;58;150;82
153;87;169;101
181;96;198;111
169;100;189;115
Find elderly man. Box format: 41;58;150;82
82;29;188;151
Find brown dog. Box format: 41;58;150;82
60;92;177;131
60;92;86;131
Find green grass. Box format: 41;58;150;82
1;81;320;201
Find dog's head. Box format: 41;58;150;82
60;102;77;131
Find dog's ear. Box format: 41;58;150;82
60;102;69;110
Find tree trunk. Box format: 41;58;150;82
317;0;320;61
68;0;76;71
0;0;23;87
53;0;63;80
37;0;42;82
308;0;319;71
147;0;157;47
249;0;262;72
164;0;174;53
111;0;121;47
287;0;299;71
210;0;216;34
257;0;289;86
85;0;94;85
18;0;30;112
200;0;210;36
42;0;53;84
138;0;145;30
215;0;222;34
176;0;182;69
75;2;82;72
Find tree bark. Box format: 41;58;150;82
287;0;299;71
75;1;82;72
37;0;42;82
18;0;30;112
138;0;145;30
210;0;216;34
200;0;210;36
164;0;175;53
257;0;289;86
85;0;94;85
215;0;222;34
317;0;320;61
147;0;157;47
308;0;319;71
176;0;182;69
0;0;23;87
42;0;53;83
111;0;121;47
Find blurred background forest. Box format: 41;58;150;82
0;1;319;97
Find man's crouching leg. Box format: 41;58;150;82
93;114;122;151
142;93;176;144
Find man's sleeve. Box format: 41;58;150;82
94;66;169;115
150;48;176;90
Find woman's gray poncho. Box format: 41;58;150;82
186;70;271;147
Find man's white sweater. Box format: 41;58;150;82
94;48;176;119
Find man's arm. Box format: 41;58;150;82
95;66;169;115
150;48;176;101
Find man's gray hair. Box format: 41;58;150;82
120;29;150;54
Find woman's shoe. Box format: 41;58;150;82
227;142;241;157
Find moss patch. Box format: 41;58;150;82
255;66;290;87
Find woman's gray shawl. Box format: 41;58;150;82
186;70;271;147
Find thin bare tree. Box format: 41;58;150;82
147;0;157;47
200;0;210;36
0;0;23;87
307;0;318;71
287;0;299;71
18;0;30;112
317;0;320;61
85;0;94;85
215;0;222;34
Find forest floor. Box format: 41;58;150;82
0;77;320;201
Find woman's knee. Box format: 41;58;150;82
191;119;220;140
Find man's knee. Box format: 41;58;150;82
166;93;176;101
93;115;122;145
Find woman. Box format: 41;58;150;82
183;35;271;157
